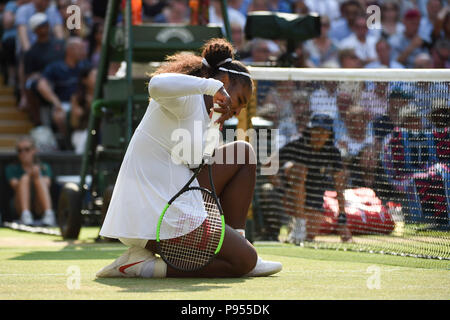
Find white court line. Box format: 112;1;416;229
0;247;125;252
0;273;66;277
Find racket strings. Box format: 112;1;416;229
160;190;222;270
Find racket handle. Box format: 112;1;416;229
203;106;222;161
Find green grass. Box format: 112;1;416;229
0;227;449;300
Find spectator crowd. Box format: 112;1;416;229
0;0;448;229
0;0;448;153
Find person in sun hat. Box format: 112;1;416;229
275;113;352;244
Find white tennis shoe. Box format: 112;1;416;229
41;210;56;227
96;246;166;278
246;257;282;277
20;210;34;225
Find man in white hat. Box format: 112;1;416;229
15;0;64;112
16;0;64;52
24;12;65;125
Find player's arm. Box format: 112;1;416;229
149;73;223;101
148;73;225;118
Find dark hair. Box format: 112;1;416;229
16;135;39;164
152;38;253;90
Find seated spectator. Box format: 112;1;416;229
338;48;363;68
381;102;450;228
70;67;96;154
412;79;447;114
15;0;64;110
278;114;351;243
389;8;431;68
87;21;104;68
209;0;246;35
1;0;29;87
36;37;89;141
230;22;247;60
153;0;189;23
365;38;405;69
282;41;314;68
348;143;395;204
292;0;309;15
267;0;291;13
15;0;64;53
304;0;340;22
247;0;271;12
241;38;280;65
431;7;450;42
292;89;311;137
398;102;424;131
142;0;168;22
418;0;442;44
77;0;94;27
24;13;65;77
371;89;412;142
372;0;404;41
336;104;373;159
263;80;301;147
430;38;450;68
359;81;389;120
23;13;65;125
379;0;405;40
339;15;378;65
333;90;353;142
303;15;340;67
429;98;450;130
329;0;363;42
309;81;338;119
5;135;56;226
413;52;434;68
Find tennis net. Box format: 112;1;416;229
245;67;450;260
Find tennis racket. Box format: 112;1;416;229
156;107;225;272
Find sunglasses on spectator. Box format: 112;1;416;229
17;146;33;153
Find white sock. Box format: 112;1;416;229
20;209;33;219
140;259;156;278
44;209;54;217
140;258;167;278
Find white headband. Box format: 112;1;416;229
218;67;251;78
217;58;232;66
202;57;251;78
202;57;232;68
202;58;211;68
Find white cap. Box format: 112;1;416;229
29;12;48;32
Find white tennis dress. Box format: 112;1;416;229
99;73;224;241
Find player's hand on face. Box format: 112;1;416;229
212;86;233;126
